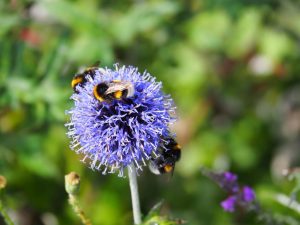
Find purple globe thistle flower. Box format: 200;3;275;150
66;64;176;177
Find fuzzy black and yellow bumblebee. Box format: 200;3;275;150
149;137;181;175
71;61;100;93
93;80;135;102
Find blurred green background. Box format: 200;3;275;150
1;0;300;224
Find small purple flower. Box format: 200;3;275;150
202;170;239;193
220;186;255;213
202;169;256;213
224;172;237;183
221;196;237;212
242;186;255;202
222;172;239;192
66;64;176;177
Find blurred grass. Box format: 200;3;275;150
1;0;300;224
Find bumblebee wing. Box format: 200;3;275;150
148;160;161;175
104;83;127;94
105;81;133;94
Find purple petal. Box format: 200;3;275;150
221;196;237;212
223;172;237;183
242;186;255;202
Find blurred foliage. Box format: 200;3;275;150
142;201;185;225
1;0;300;224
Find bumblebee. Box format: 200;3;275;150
149;138;181;175
93;80;135;102
71;61;100;92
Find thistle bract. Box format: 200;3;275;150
66;65;176;177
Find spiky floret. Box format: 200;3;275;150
66;65;176;177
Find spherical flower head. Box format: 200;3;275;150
66;65;176;177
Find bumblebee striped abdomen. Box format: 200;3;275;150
71;74;86;92
71;61;100;93
93;81;134;103
149;137;182;175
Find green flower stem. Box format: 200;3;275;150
0;199;14;225
128;166;142;224
68;194;92;225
